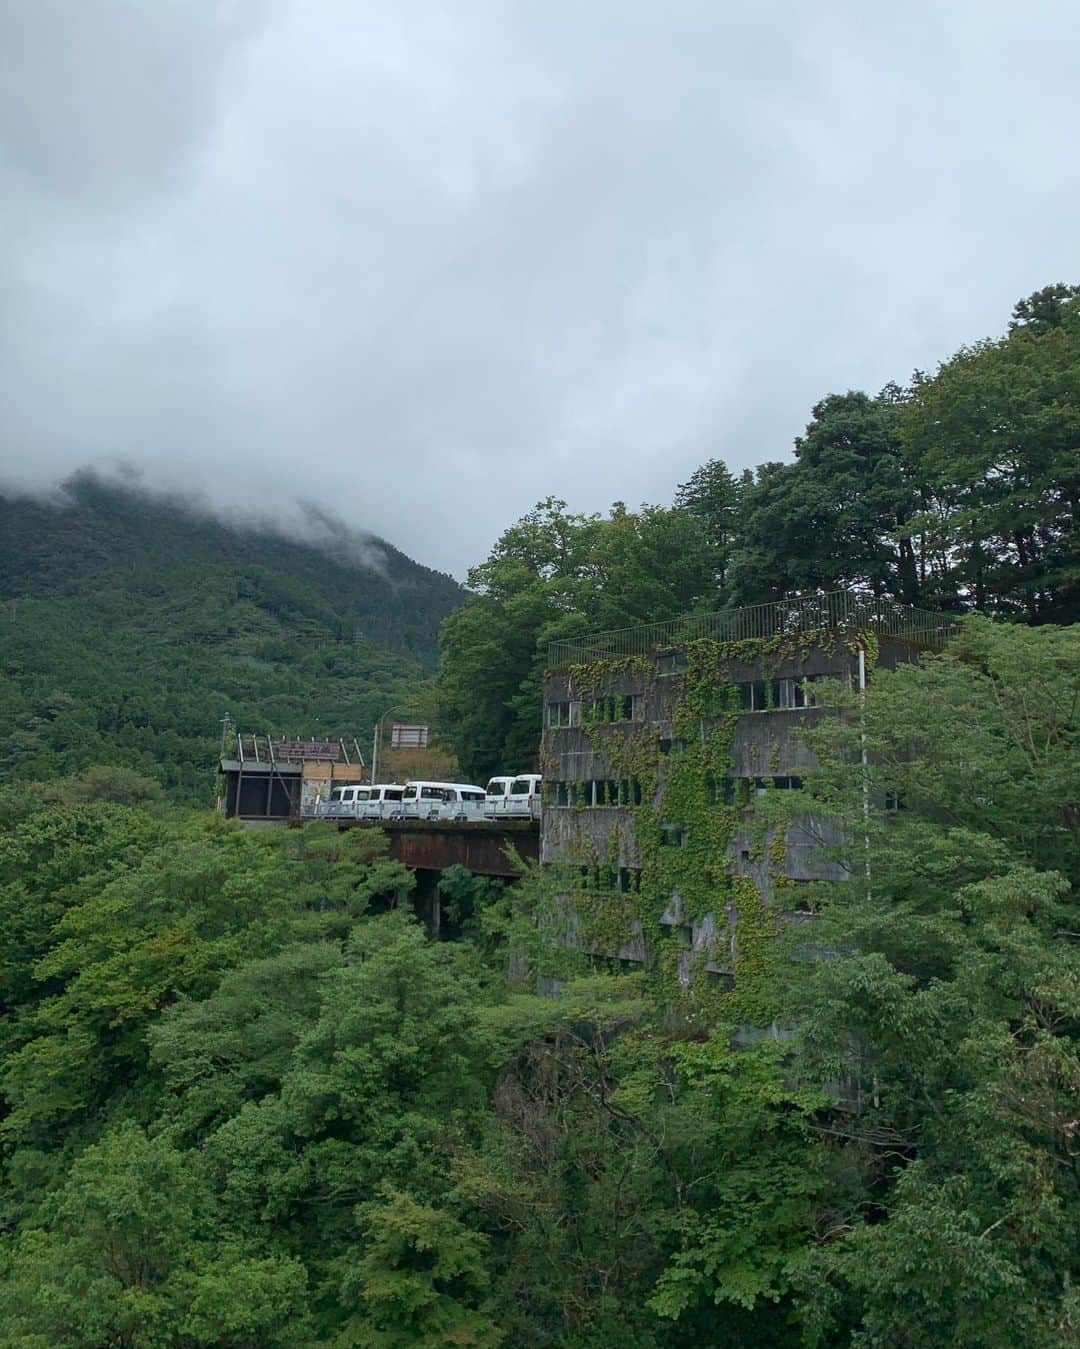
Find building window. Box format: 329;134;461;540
554;777;645;808
582;694;641;724
733;674;848;712
719;776;803;802
578;864;617;891
803;672;848;705
618;867;642;893
657;651;688;677
660;823;685;847
546;700;580;728
701;689;738;717
750;775;804;793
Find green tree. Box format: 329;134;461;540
728;392;921;605
436;498;716;778
674;457;741;590
0;1122;310;1348
781;618;1080;1346
1;816;297;1147
341;1189;500;1346
901;286;1080;621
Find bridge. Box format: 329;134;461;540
372;817;538;878
368;818;538;936
217;750;538;934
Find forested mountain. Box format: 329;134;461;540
437;284;1080;778
0;476;464;800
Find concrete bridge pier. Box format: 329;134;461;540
412;868;442;938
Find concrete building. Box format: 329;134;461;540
540;592;957;980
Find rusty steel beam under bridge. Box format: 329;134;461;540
341;818;538;879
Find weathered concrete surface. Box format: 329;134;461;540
539;631;895;973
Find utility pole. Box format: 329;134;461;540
371;704;413;785
219;713;233;756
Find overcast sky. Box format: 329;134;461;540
2;1;1078;576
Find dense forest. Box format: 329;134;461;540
436;285;1080;779
0;286;1077;1346
0;475;463;800
0;619;1075;1346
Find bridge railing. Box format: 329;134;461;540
301;801;357;819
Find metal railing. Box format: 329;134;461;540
548;592;961;666
302;801;358;819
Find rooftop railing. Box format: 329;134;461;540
547;591;961;666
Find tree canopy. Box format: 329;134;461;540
437;286;1079;777
2;615;1076;1344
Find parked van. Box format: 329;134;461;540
507;773;543;819
486;773;542;819
357;784;405;819
484;775;515;818
310;783;368;817
398;781;488;822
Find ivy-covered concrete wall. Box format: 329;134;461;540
537;628;920;1008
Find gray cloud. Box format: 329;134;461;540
2;0;1078;575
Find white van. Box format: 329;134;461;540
399;781;488;822
484;775;515;818
311;783;368;817
357;784;405;819
506;773;543;819
486;773;542;818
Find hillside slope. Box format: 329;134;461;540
0;477;465;801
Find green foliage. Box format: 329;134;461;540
707;288;1079;620
776;617;1080;1346
646;1038;825;1323
0;477;463;803
673;457;740;587
728;391;920;605
343;1189;500;1346
2;620;1078;1343
901;290;1080;621
435;498;717;779
0;1121;311;1348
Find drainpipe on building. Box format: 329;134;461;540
857;641;871;896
